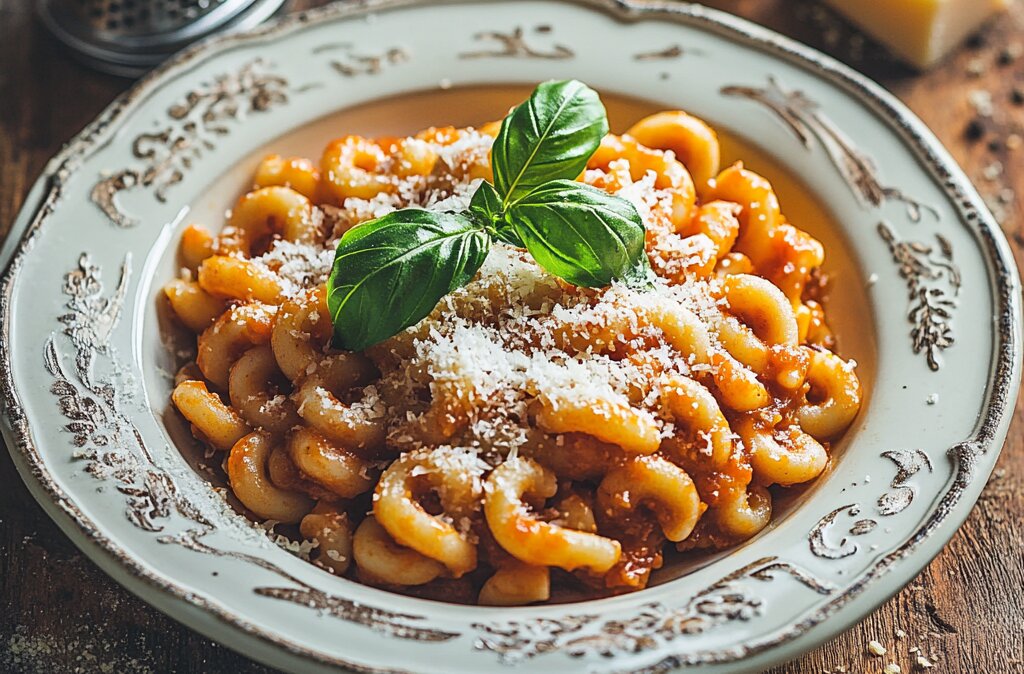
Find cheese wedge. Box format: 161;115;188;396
823;0;1009;69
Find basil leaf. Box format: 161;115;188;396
469;180;523;246
491;80;608;205
506;180;647;288
327;209;490;350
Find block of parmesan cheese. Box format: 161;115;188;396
822;0;1009;69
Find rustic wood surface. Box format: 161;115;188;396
1;1;1021;672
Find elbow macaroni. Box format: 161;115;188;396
166;111;862;605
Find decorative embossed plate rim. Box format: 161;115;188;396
1;1;1021;673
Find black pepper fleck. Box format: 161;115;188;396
965;118;986;142
1012;87;1024;106
988;138;1003;153
999;44;1023;65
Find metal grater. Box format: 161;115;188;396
38;0;288;77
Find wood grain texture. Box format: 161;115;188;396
0;1;1021;672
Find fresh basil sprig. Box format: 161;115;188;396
327;79;651;351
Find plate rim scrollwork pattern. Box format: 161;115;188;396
0;1;1020;673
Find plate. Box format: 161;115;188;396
1;1;1020;672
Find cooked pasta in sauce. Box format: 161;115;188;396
166;110;862;605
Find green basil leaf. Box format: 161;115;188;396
492;80;608;205
469;180;523;246
327;209;490;350
506;180;647;288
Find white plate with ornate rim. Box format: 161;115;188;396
1;1;1020;672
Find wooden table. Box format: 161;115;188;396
1;1;1021;672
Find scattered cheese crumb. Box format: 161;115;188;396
883;664;901;674
868;640;887;656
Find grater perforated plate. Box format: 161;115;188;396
38;0;287;76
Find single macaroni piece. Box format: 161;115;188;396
218;185;319;256
198;255;284;304
320;136;394;204
172;379;250;451
179;224;216;271
294;354;386;454
227;432;313;523
196;302;276;389
537;395;661;455
484;457;622;573
353;516;445;586
374;447;484;577
228;345;300;434
288;427;377;498
659;374;733;467
300;502;353;575
737;416;829;487
271;288;331;380
597;455;705;542
166;112;863;605
626;110;721;198
254;154;321;200
714;484;773;540
478;562;550;606
164;279;226;333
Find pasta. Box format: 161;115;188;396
166;111;862;604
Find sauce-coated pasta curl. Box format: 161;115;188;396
228;345;300;434
320;136;393;204
294;354;385;455
218;186;319;256
659;374;733;467
172;379;250;451
300;501;353;575
196;302;276;390
737;416;828;487
719;273;807;390
374;447;485;577
589;134;696;228
271;287;331;381
484;457;621;573
164;279;226;333
227;432;313;523
713;484;772;541
254;154;321;200
353;516;445;586
626;110;721;198
797;348;862;440
597;455;705;542
537;395;661;456
478;562;550;606
288;427;378;499
198;255;284;304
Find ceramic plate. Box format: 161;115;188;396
1;1;1020;672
